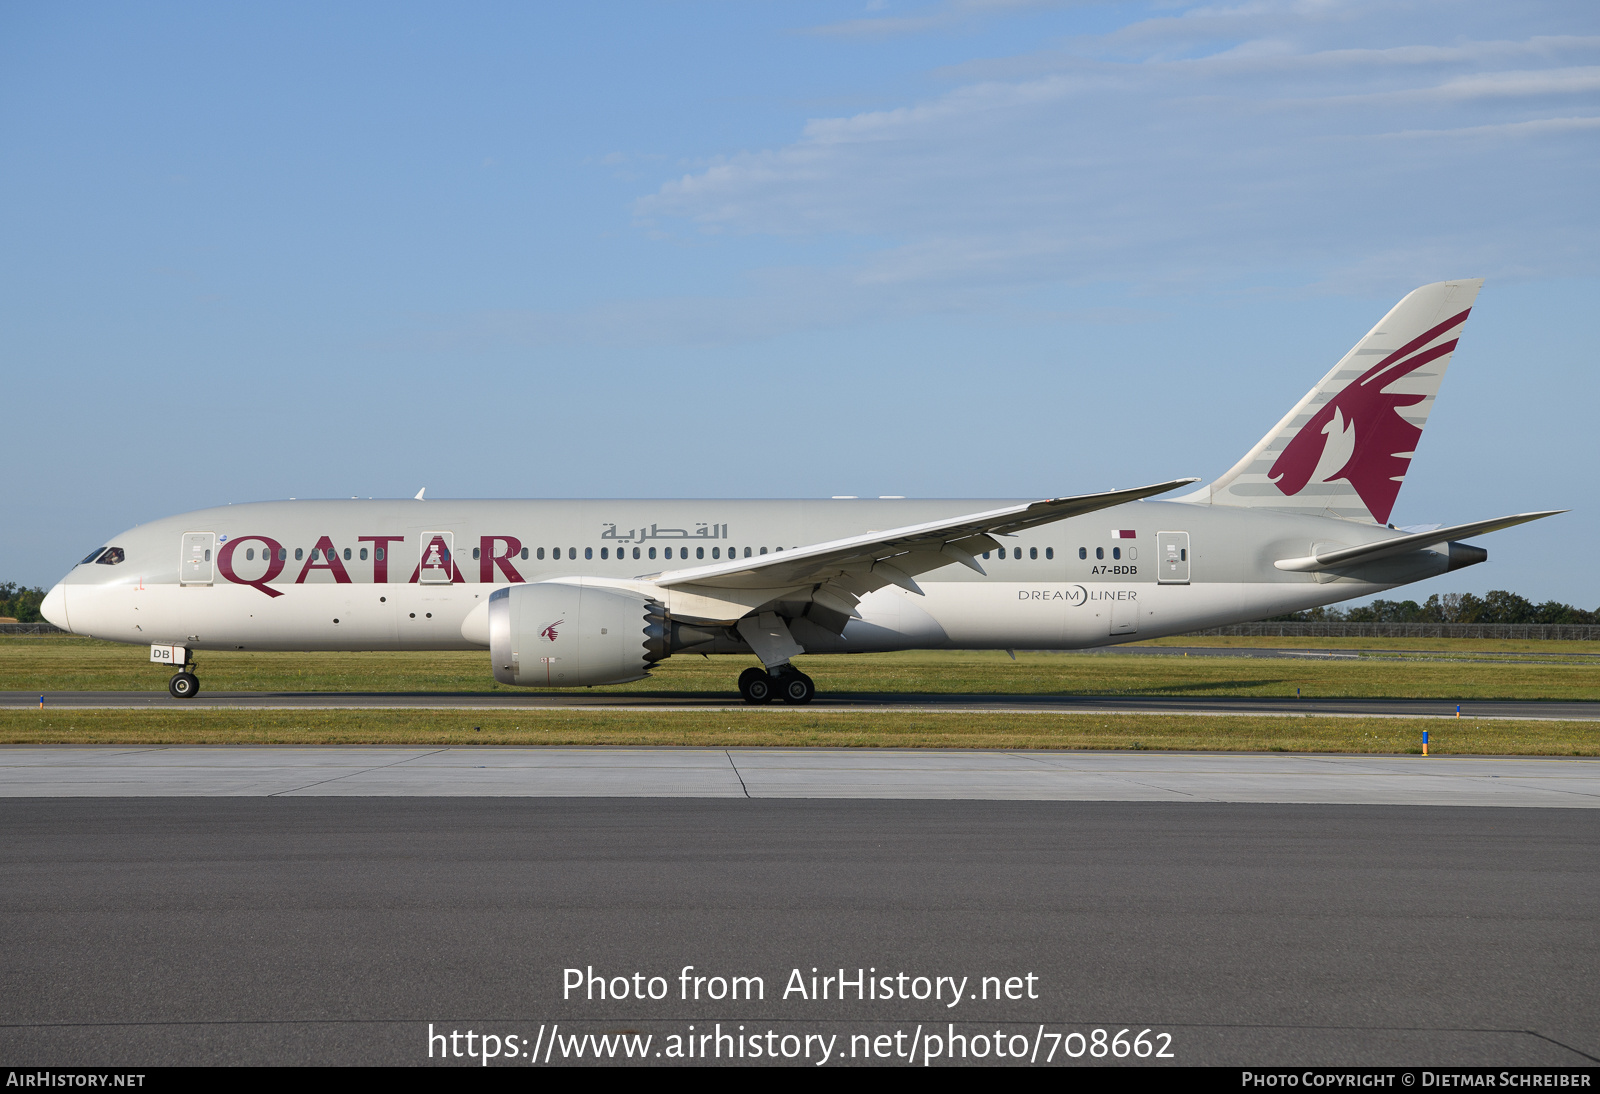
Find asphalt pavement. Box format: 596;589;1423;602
0;797;1594;1066
5;689;1598;719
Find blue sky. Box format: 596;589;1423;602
3;1;1597;605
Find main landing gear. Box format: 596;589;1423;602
168;669;200;699
738;665;814;705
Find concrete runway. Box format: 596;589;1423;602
0;797;1595;1066
6;689;1599;719
2;746;1599;807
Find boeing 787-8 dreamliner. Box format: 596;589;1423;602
42;280;1560;703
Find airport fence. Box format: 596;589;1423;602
0;623;66;635
1188;622;1600;640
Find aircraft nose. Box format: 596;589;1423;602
41;583;70;632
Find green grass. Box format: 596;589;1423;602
2;707;1595;754
1136;635;1600;657
3;635;1596;701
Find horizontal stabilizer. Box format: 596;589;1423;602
1273;511;1565;573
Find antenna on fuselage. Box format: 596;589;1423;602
414;487;426;501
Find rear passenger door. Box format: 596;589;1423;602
1157;531;1190;585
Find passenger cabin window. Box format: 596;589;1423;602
1096;547;1104;560
359;548;368;561
1029;547;1037;560
1079;547;1087;559
472;547;481;560
536;548;545;560
759;547;767;555
584;547;593;560
633;547;640;560
745;547;752;558
600;547;608;560
295;548;304;561
519;547;529;560
568;548;576;560
278;548;288;561
1113;547;1121;560
1013;548;1022;560
80;548;105;565
696;546;704;559
245;548;255;561
1046;547;1054;559
712;547;720;559
374;548;384;562
343;548;351;561
982;551;991;560
649;547;657;559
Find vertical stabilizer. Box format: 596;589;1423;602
1187;279;1482;525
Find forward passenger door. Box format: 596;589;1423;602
179;532;215;586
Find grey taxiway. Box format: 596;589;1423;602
6;689;1599;720
2;746;1596;1068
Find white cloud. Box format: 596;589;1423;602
1372;114;1600;139
636;1;1600;305
805;0;1081;40
1427;64;1600;99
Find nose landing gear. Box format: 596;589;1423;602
738;665;814;705
168;671;200;699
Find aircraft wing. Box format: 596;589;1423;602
653;478;1199;609
1273;510;1566;573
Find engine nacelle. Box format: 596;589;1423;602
488;581;667;687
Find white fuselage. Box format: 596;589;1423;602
44;497;1451;666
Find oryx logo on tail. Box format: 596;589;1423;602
1268;308;1470;525
1193;279;1482;525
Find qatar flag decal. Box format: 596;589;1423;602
1112;529;1137;539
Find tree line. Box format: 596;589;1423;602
1274;591;1598;625
0;583;48;623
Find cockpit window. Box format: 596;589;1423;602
95;547;125;565
80;548;106;565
